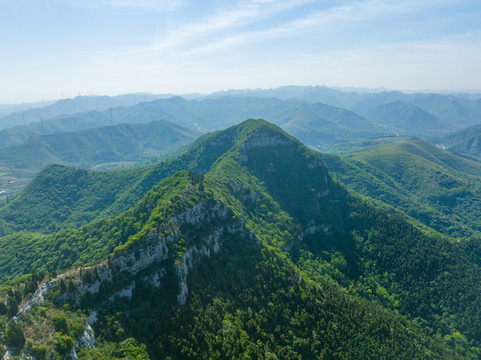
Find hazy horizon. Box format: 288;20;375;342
2;0;481;103
3;84;481;106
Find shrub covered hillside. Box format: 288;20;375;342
1;120;481;358
322;136;481;238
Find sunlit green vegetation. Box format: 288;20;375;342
322;136;481;238
2;120;481;358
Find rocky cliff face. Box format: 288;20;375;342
49;200;247;304
0;120;352;358
9;195;257;356
241;130;293;151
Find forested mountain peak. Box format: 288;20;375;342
2;120;481;359
0;119;320;233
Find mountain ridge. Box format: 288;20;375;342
322;136;481;238
1;119;481;358
363;100;448;137
0;120;199;171
0;94;169;130
436;123;481;160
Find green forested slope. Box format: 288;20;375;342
0;165;143;232
363;100;448;137
0;171;198;282
0;120;198;170
0;111;111;148
322;136;481;238
437;124;481;160
1;120;481;358
0;125;245;233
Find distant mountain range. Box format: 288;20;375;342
0;100;55;118
435;124;481;160
0;85;481;201
2;86;480;150
0;93;170;130
0;96;389;150
207;85;481;131
362;100;449;137
0;120;198;171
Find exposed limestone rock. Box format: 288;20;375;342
15;279;57;321
242;132;292;151
242;192;261;204
204;131;237;148
172;201;228;225
76;264;112;295
3;346;33;359
175;222;252;305
2;349;11;360
175;226;224;305
308;159;324;170
177;281;189;306
109;281;135;301
18;200;235;314
88;310;98;325
142;269;166;288
75;323;96;350
316;189;330;198
285;222;333;251
9;197;257;359
297;224;333;240
70;348;78;360
113;241;169;275
72;202;230;300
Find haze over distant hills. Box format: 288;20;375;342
362;101;449;137
0;95;388;149
0;93;171;130
0;120;199;171
0;101;56;119
2;85;480;146
206;86;481;130
1;85;481;201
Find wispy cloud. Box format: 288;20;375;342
3;0;479;102
69;0;187;12
158;0;450;59
142;0;315;51
107;0;186;12
88;0;478;69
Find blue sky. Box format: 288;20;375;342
1;0;481;103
